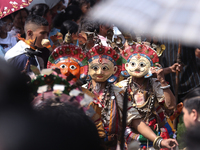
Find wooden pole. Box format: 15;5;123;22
173;43;181;130
120;89;128;150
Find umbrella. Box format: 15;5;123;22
0;0;33;19
88;0;200;46
26;0;61;10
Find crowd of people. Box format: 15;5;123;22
0;0;200;150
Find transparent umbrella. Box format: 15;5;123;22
88;0;200;46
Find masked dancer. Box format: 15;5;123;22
116;43;176;149
84;44;177;149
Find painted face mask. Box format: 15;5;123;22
88;58;118;82
47;45;88;82
125;54;151;78
87;45;122;83
52;58;80;79
121;43;159;78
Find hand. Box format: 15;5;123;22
151;63;165;83
160;139;178;149
169;63;182;73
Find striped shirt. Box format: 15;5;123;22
159;40;200;95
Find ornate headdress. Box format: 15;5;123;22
87;45;122;83
121;43;159;78
47;44;88;80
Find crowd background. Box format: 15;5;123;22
0;0;200;150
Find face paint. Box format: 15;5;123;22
88;58;117;82
54;58;80;81
125;55;151;78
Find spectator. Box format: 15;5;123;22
159;40;200;103
60;20;79;45
50;0;66;19
195;48;200;70
64;5;83;23
48;5;82;46
195;48;200;59
1;15;13;31
30;3;52;27
0;107;54;150
69;0;90;14
182;87;200;128
29;4;52;69
0;103;103;150
10;8;29;38
48;13;64;46
57;0;67;12
95;21;113;46
35;99;105;150
0;58;31;106
184;124;200;150
80;17;99;33
78;17;99;51
5;15;49;73
0;15;17;56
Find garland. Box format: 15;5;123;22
30;74;72;95
126;77;155;121
86;81;115;126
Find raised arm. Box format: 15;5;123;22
163;63;181;75
152;64;176;109
131;118;178;149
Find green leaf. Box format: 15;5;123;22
30;65;40;75
115;56;122;65
121;56;127;64
81;57;88;66
48;55;55;63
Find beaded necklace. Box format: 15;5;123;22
126;77;155;121
86;81;116;125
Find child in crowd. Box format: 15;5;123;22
0;15;17;57
9;8;29;38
